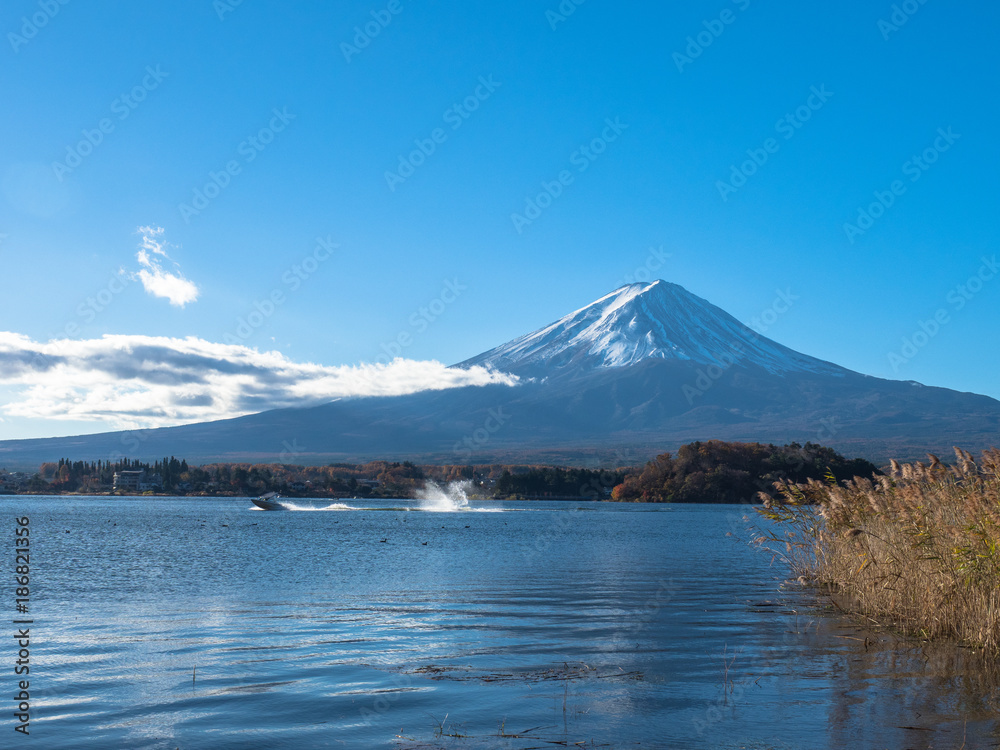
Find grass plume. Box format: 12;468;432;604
756;447;1000;655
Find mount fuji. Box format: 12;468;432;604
460;280;845;377
2;281;998;467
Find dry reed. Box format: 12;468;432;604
756;447;1000;655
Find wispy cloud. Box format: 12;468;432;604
0;333;519;429
134;226;200;307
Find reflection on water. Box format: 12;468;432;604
8;496;1000;748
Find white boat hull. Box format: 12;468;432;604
252;493;286;511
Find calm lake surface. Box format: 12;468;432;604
5;495;998;749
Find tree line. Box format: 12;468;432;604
35;457;190;493
18;459;493;498
495;467;628;499
609;440;881;503
13;440;881;503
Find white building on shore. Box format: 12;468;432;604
113;470;163;492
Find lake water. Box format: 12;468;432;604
4;494;997;748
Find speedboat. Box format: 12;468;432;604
252;492;286;511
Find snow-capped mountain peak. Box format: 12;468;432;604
458;280;845;376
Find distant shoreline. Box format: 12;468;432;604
1;440;879;504
1;491;770;504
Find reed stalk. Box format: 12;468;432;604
756;448;1000;655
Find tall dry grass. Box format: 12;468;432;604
756;447;1000;655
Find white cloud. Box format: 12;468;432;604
134;226;200;307
0;332;519;429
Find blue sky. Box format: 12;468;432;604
1;0;998;439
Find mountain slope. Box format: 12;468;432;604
459;281;846;378
1;281;998;468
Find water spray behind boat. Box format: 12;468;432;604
416;480;473;511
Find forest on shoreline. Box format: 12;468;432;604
0;440;881;504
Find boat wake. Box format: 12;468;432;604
249;500;354;511
248;482;502;512
285;501;354;511
415;480;500;512
415;480;470;511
